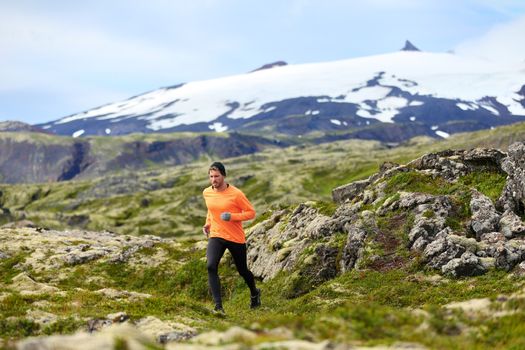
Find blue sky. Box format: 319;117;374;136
1;0;525;124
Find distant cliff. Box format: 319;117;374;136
0;132;283;184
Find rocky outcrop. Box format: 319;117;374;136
0;121;49;133
247;204;342;282
469;190;500;239
498;142;525;213
0;227;163;276
441;252;487;277
248;142;525;281
0;132;283;183
332;179;371;204
401;40;421;52
16;324;159;350
499;209;525;238
251;61;288;72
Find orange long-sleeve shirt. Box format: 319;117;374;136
203;184;255;243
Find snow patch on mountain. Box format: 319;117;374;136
72;130;85;138
209;122;228;132
435;130;450;138
40;49;525;138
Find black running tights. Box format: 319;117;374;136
206;237;257;307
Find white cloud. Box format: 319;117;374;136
0;9;192;77
454;14;525;64
0;6;215;121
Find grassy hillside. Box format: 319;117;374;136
1;123;525;348
1;122;525;238
1;229;525;349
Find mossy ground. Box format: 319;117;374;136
2;124;525;347
0;122;523;239
2;236;525;349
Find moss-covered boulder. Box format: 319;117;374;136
247;143;525;284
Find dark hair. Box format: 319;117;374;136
209;161;226;176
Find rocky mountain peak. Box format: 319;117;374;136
401;40;421;51
250;60;288;72
0;120;48;133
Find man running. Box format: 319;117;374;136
202;161;261;314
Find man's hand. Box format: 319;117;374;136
220;212;231;221
202;224;210;238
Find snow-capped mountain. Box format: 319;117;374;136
38;43;525;141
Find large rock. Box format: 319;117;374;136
423;232;467;269
408;148;506;181
0;227;164;274
442;252;487;277
247;203;340;281
499;209;525;238
16;324;157;350
135;316;196;344
190;326;257;346
404;195;452;252
340;219;369;272
332;179;370;204
493;241;525;271
498;142;525;213
10;273;61;296
469;190;500;239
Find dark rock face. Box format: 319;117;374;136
58;142;92;181
0;138;88;183
401;40;421;52
518;85;525;108
250;61;288;72
248;142;525;282
0;133;281;184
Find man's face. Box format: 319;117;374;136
209;169;225;188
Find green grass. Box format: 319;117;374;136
0;318;40;338
0;253;28;284
310;200;338;217
383;171;452;196
0;121;520;240
221;268;525;348
2;123;525;346
458;171;507;203
1;236;525;348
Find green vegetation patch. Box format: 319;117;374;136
302;163;378;196
458;170;507;203
311;200;338;217
384;171;452;196
0;253;28;284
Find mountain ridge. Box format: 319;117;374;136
36;49;525;142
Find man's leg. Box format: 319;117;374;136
206;238;227;309
227;241;259;298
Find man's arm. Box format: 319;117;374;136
230;191;256;221
203;210;211;237
206;210;212;226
